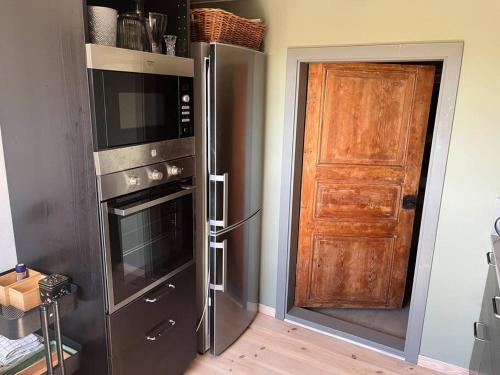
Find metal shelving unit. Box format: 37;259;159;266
0;283;81;374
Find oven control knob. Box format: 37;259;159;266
181;94;190;103
150;170;164;181
167;165;183;177
128;176;140;186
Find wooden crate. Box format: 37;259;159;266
8;273;46;311
17;350;70;375
0;269;40;306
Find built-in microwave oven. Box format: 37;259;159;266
86;44;194;151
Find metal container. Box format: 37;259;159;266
88;6;118;47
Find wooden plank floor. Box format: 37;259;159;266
186;314;443;375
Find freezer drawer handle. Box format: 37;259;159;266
492;296;500;319
145;319;176;341
209;240;227;292
209;173;228;228
473;321;487;342
487;252;496;266
144;283;176;303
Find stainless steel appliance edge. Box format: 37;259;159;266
94;137;195;176
193;42;265;356
86;43;194;76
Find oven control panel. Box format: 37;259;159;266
179;77;193;137
98;156;196;201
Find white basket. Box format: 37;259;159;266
88;6;118;47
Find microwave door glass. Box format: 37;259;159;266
101;71;180;148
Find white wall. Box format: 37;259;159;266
0;130;17;271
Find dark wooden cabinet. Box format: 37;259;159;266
0;1;108;373
0;1;195;374
470;254;500;375
109;265;197;375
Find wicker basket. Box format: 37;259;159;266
191;8;266;51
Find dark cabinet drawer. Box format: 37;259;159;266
108;264;196;375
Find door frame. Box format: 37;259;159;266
275;42;463;362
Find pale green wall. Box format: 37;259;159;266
215;0;500;368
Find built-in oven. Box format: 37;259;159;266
86;44;194;151
98;156;196;313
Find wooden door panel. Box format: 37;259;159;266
319;68;415;166
314;182;401;221
308;236;395;306
315;165;405;183
295;62;435;309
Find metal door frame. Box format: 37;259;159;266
275;42;463;363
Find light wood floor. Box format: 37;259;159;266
186;314;443;375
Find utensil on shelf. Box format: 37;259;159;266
148;12;168;54
164;35;177;56
87;6;118;46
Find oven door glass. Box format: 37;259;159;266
91;70;180;150
104;181;194;307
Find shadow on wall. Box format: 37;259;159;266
0;130;17;271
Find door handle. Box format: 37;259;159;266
487;252;496;266
402;195;418;210
473;322;487;342
144;283;175;303
492;296;500;319
110;187;196;217
209;173;228;228
209;240;227;292
145;319;176;341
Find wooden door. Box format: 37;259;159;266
295;63;435;309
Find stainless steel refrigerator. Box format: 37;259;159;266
192;42;265;355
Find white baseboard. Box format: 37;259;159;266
258;304;276;317
418;355;468;375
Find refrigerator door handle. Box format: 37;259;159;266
209;173;228;228
209;240;227;292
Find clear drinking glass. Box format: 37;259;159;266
163;35;177;56
148;13;168;54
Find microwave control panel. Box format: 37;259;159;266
179;77;194;137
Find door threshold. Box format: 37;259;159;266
285;307;406;360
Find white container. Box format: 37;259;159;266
88;6;118;47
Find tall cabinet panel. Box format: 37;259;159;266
0;1;108;373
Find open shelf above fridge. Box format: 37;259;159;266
85;0;191;57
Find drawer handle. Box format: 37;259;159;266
145;284;175;303
146;319;176;341
493;296;500;319
474;322;487;342
487;252;496;266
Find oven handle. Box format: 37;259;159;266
110;186;196;217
